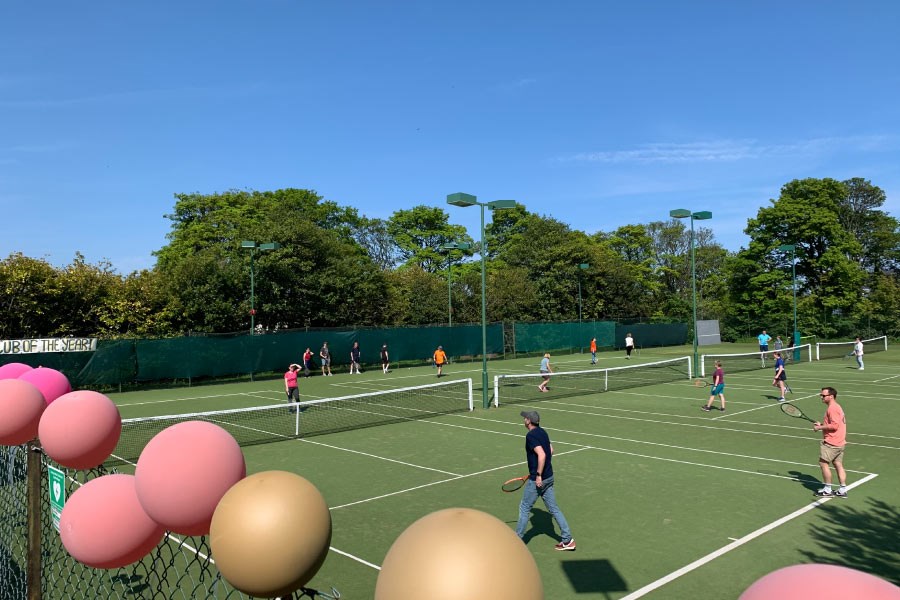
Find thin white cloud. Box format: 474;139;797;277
493;77;538;92
560;135;894;164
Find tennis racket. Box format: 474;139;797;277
501;476;529;492
772;379;793;394
843;351;855;360
780;402;815;423
693;378;713;387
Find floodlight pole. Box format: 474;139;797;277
670;209;712;369
241;241;281;335
447;194;516;409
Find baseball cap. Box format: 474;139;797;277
520;410;540;424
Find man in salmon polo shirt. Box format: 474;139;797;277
813;387;848;498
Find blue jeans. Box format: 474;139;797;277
515;477;572;542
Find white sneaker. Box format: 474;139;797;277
859;367;864;370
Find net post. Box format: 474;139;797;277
687;355;693;379
699;354;704;378
26;442;42;600
815;343;820;361
884;336;889;351
604;369;608;392
468;378;475;411
492;376;498;408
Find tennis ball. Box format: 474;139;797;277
375;508;543;600
0;379;46;445
210;470;332;598
135;421;245;536
59;474;166;569
39;390;121;469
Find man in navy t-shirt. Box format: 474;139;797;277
515;410;575;551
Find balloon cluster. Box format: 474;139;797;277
0;364;333;598
0;364;551;598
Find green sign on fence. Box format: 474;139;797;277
48;465;66;531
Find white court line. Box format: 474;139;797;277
299;438;463;476
874;373;900;383
453;414;875;475
328;546;382;570
619;473;879;599
713;394;820;420
328;448;590;511
534;400;900;449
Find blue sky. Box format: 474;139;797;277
2;1;898;273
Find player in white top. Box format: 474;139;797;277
853;337;864;370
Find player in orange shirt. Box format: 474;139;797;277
433;346;448;378
589;337;597;364
813;387;848;498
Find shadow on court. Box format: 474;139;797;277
521;508;561;544
801;498;900;586
561;559;628;597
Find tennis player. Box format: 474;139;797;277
538;353;552;392
515;410;575;551
302;347;314;378
349;341;362;374
381;344;390;374
433;345;447;377
702;360;725;412
758;330;772;352
772;352;787;402
589;337;597;364
853;337;864;370
813;387;848;498
624;333;635;359
284;364;301;412
319;342;333;376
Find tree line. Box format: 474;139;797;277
2;178;898;342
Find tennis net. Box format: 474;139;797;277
110;378;473;464
700;344;811;377
493;357;691;407
816;336;888;361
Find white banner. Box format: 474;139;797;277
0;338;98;355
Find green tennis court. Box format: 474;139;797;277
13;344;899;599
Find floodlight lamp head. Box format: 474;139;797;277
778;244;796;252
579;263;590;270
487;199;516;210
669;209;691;219
447;192;478;207
259;242;281;251
241;241;258;249
693;211;712;220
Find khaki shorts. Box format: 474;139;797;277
819;441;845;465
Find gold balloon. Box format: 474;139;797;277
375;508;544;600
209;470;331;598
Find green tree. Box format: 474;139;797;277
730;178;867;339
387;206;472;272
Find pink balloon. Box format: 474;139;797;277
18;367;71;405
740;564;900;600
0;379;46;445
59;474;166;569
135;421;246;536
0;362;33;380
39;390;122;469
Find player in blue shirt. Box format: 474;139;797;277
515;410;575;551
758;330;772;352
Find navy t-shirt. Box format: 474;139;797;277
525;426;554;480
351;346;361;361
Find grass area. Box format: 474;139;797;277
39;343;900;598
